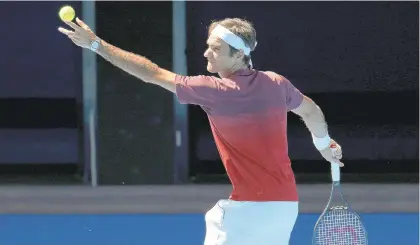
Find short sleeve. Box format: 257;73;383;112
175;74;221;108
282;76;304;111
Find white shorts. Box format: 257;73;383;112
204;199;298;245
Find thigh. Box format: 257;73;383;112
265;202;299;245
222;201;299;245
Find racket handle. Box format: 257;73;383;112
330;146;340;182
331;162;340;182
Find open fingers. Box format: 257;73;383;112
58;27;74;36
76;18;90;30
64;21;81;31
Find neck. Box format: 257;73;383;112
218;63;248;78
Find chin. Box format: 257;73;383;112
206;62;218;73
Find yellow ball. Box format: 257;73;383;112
59;6;75;22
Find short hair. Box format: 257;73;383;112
208;18;257;68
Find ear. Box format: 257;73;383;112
236;49;245;59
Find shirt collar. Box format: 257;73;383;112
231;68;255;77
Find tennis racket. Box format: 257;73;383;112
312;147;368;245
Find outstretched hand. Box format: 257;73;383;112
58;18;97;49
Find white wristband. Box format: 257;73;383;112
312;134;331;150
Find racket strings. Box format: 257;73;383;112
314;209;367;245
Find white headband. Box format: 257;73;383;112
211;24;256;67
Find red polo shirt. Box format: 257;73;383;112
175;69;304;201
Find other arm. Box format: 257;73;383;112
291;96;328;139
281;74;343;165
291;96;343;165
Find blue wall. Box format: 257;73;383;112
0;213;417;245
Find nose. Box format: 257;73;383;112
204;48;211;58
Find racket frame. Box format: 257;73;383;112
312;154;369;245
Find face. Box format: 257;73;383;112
204;35;244;74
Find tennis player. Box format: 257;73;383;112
59;17;344;245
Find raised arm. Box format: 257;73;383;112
95;40;177;93
58;18;178;93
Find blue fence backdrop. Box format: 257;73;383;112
0;213;418;245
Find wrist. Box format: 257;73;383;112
312;133;331;150
89;37;101;52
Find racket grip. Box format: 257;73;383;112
331;162;340;182
330;145;340;182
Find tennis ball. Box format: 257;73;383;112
59;6;75;22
